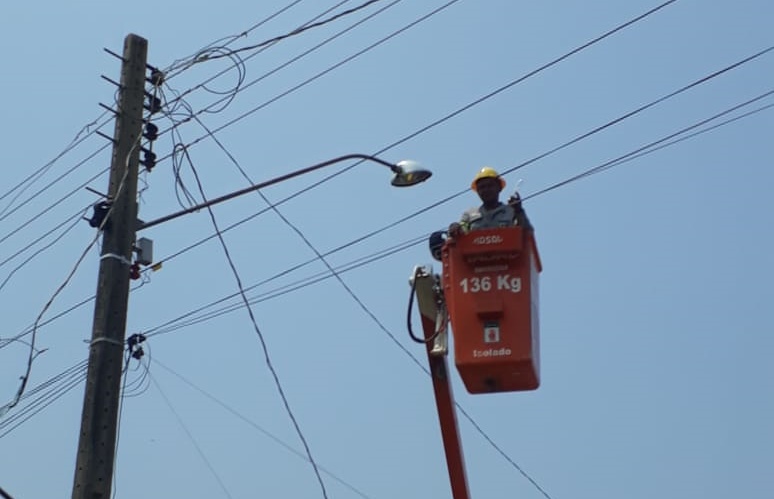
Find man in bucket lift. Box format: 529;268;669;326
429;167;532;261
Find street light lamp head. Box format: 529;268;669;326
390;160;433;187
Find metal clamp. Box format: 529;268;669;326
100;253;132;266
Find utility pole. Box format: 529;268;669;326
72;33;148;499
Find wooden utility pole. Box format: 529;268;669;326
72;33;148;499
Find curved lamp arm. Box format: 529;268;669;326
137;154;431;231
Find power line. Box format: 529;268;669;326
163;0;318;80
0;112;111;214
162;0;356;111
0;360;88;438
0;163;108;249
0;206;89;294
182;147;329;498
0;143;110;229
1;90;768;495
0;149;134;418
160;0;402;132
153;358;375;499
133;91;774;497
5;81;770;357
185;0;385;64
147;370;234;499
154;0;461;164
168;0;680;233
526;88;774;199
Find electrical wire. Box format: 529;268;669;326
182;147;329;498
0;359;88;438
153;358;375;499
0;205;90;293
111;353;132;499
162;0;309;79
524;88;774;199
0;164;109;250
0;143;110;229
152;0;678;219
162;0;353;106
155;0;461;163
147;370;234;499
3;68;770;355
0;125;138;418
135;91;774;499
144;234;426;338
171;0;385;69
0;93;769;497
0;112;112;216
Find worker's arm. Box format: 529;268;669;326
508;194;533;232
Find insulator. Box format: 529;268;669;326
141;150;156;171
145;95;162;114
143;123;159;141
88;201;112;230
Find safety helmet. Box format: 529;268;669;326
471;166;506;192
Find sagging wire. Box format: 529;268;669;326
147;368;235;498
153;358;376;499
164;0;383;80
161;0;308;80
0;205;90;293
0;111;112;219
159;0;389;118
162;0;350;114
179;140;329;498
0;359;88;439
144;233;427;339
0;153;110;248
3;87;773;356
152;0;459;166
0;85;148;417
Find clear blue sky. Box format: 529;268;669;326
1;1;772;498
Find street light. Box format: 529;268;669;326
138;154;432;231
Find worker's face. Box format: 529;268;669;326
475;177;501;204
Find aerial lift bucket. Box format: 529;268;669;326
442;226;542;394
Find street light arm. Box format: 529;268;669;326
137;153;424;231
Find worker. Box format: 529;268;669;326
448;167;532;237
428;167;532;260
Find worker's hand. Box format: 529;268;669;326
448;222;463;238
507;192;523;211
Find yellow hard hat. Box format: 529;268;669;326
471;166;506;191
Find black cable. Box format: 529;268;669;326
197;0;385;61
525;89;774;199
137;93;774;498
145;234;426;338
163;0;353;105
0;144;110;227
153;358;375;499
154;0;461;163
0;206;88;292
162;0;309;79
149;0;683;251
0;165;108;249
3;80;771;355
0;112;111;211
406;266;442;344
147;370;235;498
0;361;87;438
111;353;132;499
182;146;329;498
